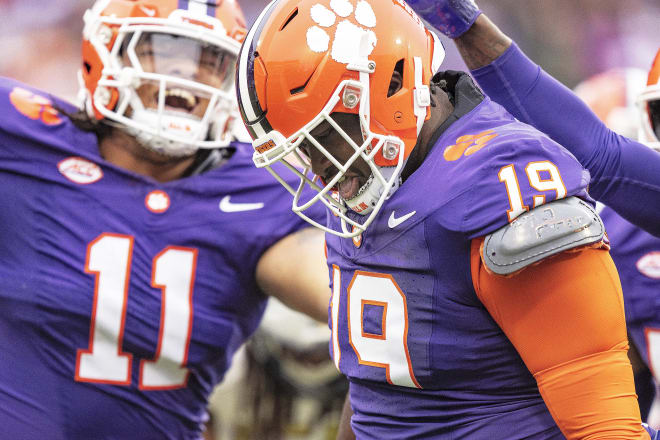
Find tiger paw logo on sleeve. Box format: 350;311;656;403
9;87;62;126
443;130;499;161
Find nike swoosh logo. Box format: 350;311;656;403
219;196;264;213
388;211;416;229
139;5;156;16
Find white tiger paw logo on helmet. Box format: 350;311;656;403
306;0;377;65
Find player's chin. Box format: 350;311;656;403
137;141;199;164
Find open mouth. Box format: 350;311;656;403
159;88;198;113
334;173;371;201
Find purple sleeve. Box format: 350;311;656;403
470;43;660;237
456;132;590;239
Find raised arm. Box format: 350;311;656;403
407;1;660;237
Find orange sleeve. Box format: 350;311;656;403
470;238;649;440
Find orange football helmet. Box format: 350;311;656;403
80;0;246;156
637;48;660;150
237;0;445;237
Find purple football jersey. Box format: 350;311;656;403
601;207;660;378
471;43;660;237
326;95;590;439
0;78;326;440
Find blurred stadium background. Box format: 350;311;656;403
1;0;658;102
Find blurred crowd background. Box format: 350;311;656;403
1;0;659;102
0;0;660;100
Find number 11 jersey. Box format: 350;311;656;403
0;78;324;439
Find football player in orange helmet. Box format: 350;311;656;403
237;1;650;438
0;1;331;438
238;0;446;237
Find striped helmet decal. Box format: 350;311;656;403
179;0;217;17
236;0;280;140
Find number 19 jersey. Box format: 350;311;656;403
326;93;590;439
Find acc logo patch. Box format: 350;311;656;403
443;130;498;162
637;252;660;279
10;87;62;126
145;190;171;214
58;157;103;184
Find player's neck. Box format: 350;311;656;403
98;129;196;182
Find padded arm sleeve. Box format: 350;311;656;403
471;238;649;439
470;43;660;238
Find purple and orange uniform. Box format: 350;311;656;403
0;77;324;439
471;43;660;237
326;80;645;439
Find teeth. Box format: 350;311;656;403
165;88;196;109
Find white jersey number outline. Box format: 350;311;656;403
331;267;421;389
75;233;197;390
499;160;567;222
645;328;660;382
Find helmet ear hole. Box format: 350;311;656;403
290;71;314;95
387;59;404;98
280;7;298;31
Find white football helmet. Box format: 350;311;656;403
637;49;660;150
79;0;246;157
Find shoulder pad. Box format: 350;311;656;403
482;197;604;275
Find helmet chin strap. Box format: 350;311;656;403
343;166;402;217
121;85;210;157
127;108;207;157
413;56;431;135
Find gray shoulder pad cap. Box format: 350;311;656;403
482;197;605;275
